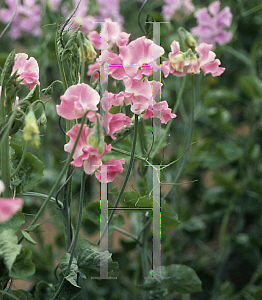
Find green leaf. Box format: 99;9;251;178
0;229;21;272
21;230;37;245
161;200;180;230
0;212;25;235
76;238;118;277
34;281;55;300
166;264;202;294
140;264;202;294
10;248;35;280
10;143;44;192
56;253;82;300
1;50;15;87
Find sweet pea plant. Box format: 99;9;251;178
1;0;262;299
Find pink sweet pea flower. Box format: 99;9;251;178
87;62;100;82
0;179;23;224
119;36;165;79
95;158;125;183
64;124;111;174
12;53;40;90
0;198;23;223
117;32;131;47
88;19;121;50
143;101;177;124
102;112;132;139
162;0;195;21
196;43;225;76
56;83;100;120
191;1;233;49
123;77;162;115
162;41;187;77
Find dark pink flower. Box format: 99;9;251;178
143;101;177;124
12;53;40;90
56;83;100;120
95;158;125;183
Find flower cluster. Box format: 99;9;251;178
162;41;225;77
57;22;226;183
0;179;23;224
191;1;233;49
162;0;195;21
0;0;42;39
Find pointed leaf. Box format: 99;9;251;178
34;281;55;300
1;50;15;87
21;230;37;245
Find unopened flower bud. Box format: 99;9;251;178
81;39;97;63
23;108;40;148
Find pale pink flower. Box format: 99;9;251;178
56;83;100;120
162;0;195;21
143;101;177;124
64;124;111;174
88;19;121;50
191;1;233;49
119;36;165;79
117;32;131;47
12;53;40;90
96;0;124;26
95;158;125;183
123;77;162;114
102;112;132;139
0;198;23;223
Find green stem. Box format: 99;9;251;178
141;216;151;278
97;114;139;245
20;192;62;208
241;3;262;17
0;87;11;198
151;75;187;158
113;226;141;245
11;141;29;178
111;146;146;162
224;46;251;66
163;75;195;200
219;196;237;253
18;112;88;244
77;32;85;84
52;171;86;300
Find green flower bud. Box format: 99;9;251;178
23;108;40;148
81;39;97;63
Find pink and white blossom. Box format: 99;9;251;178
56;83;100;120
12;53;40;90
